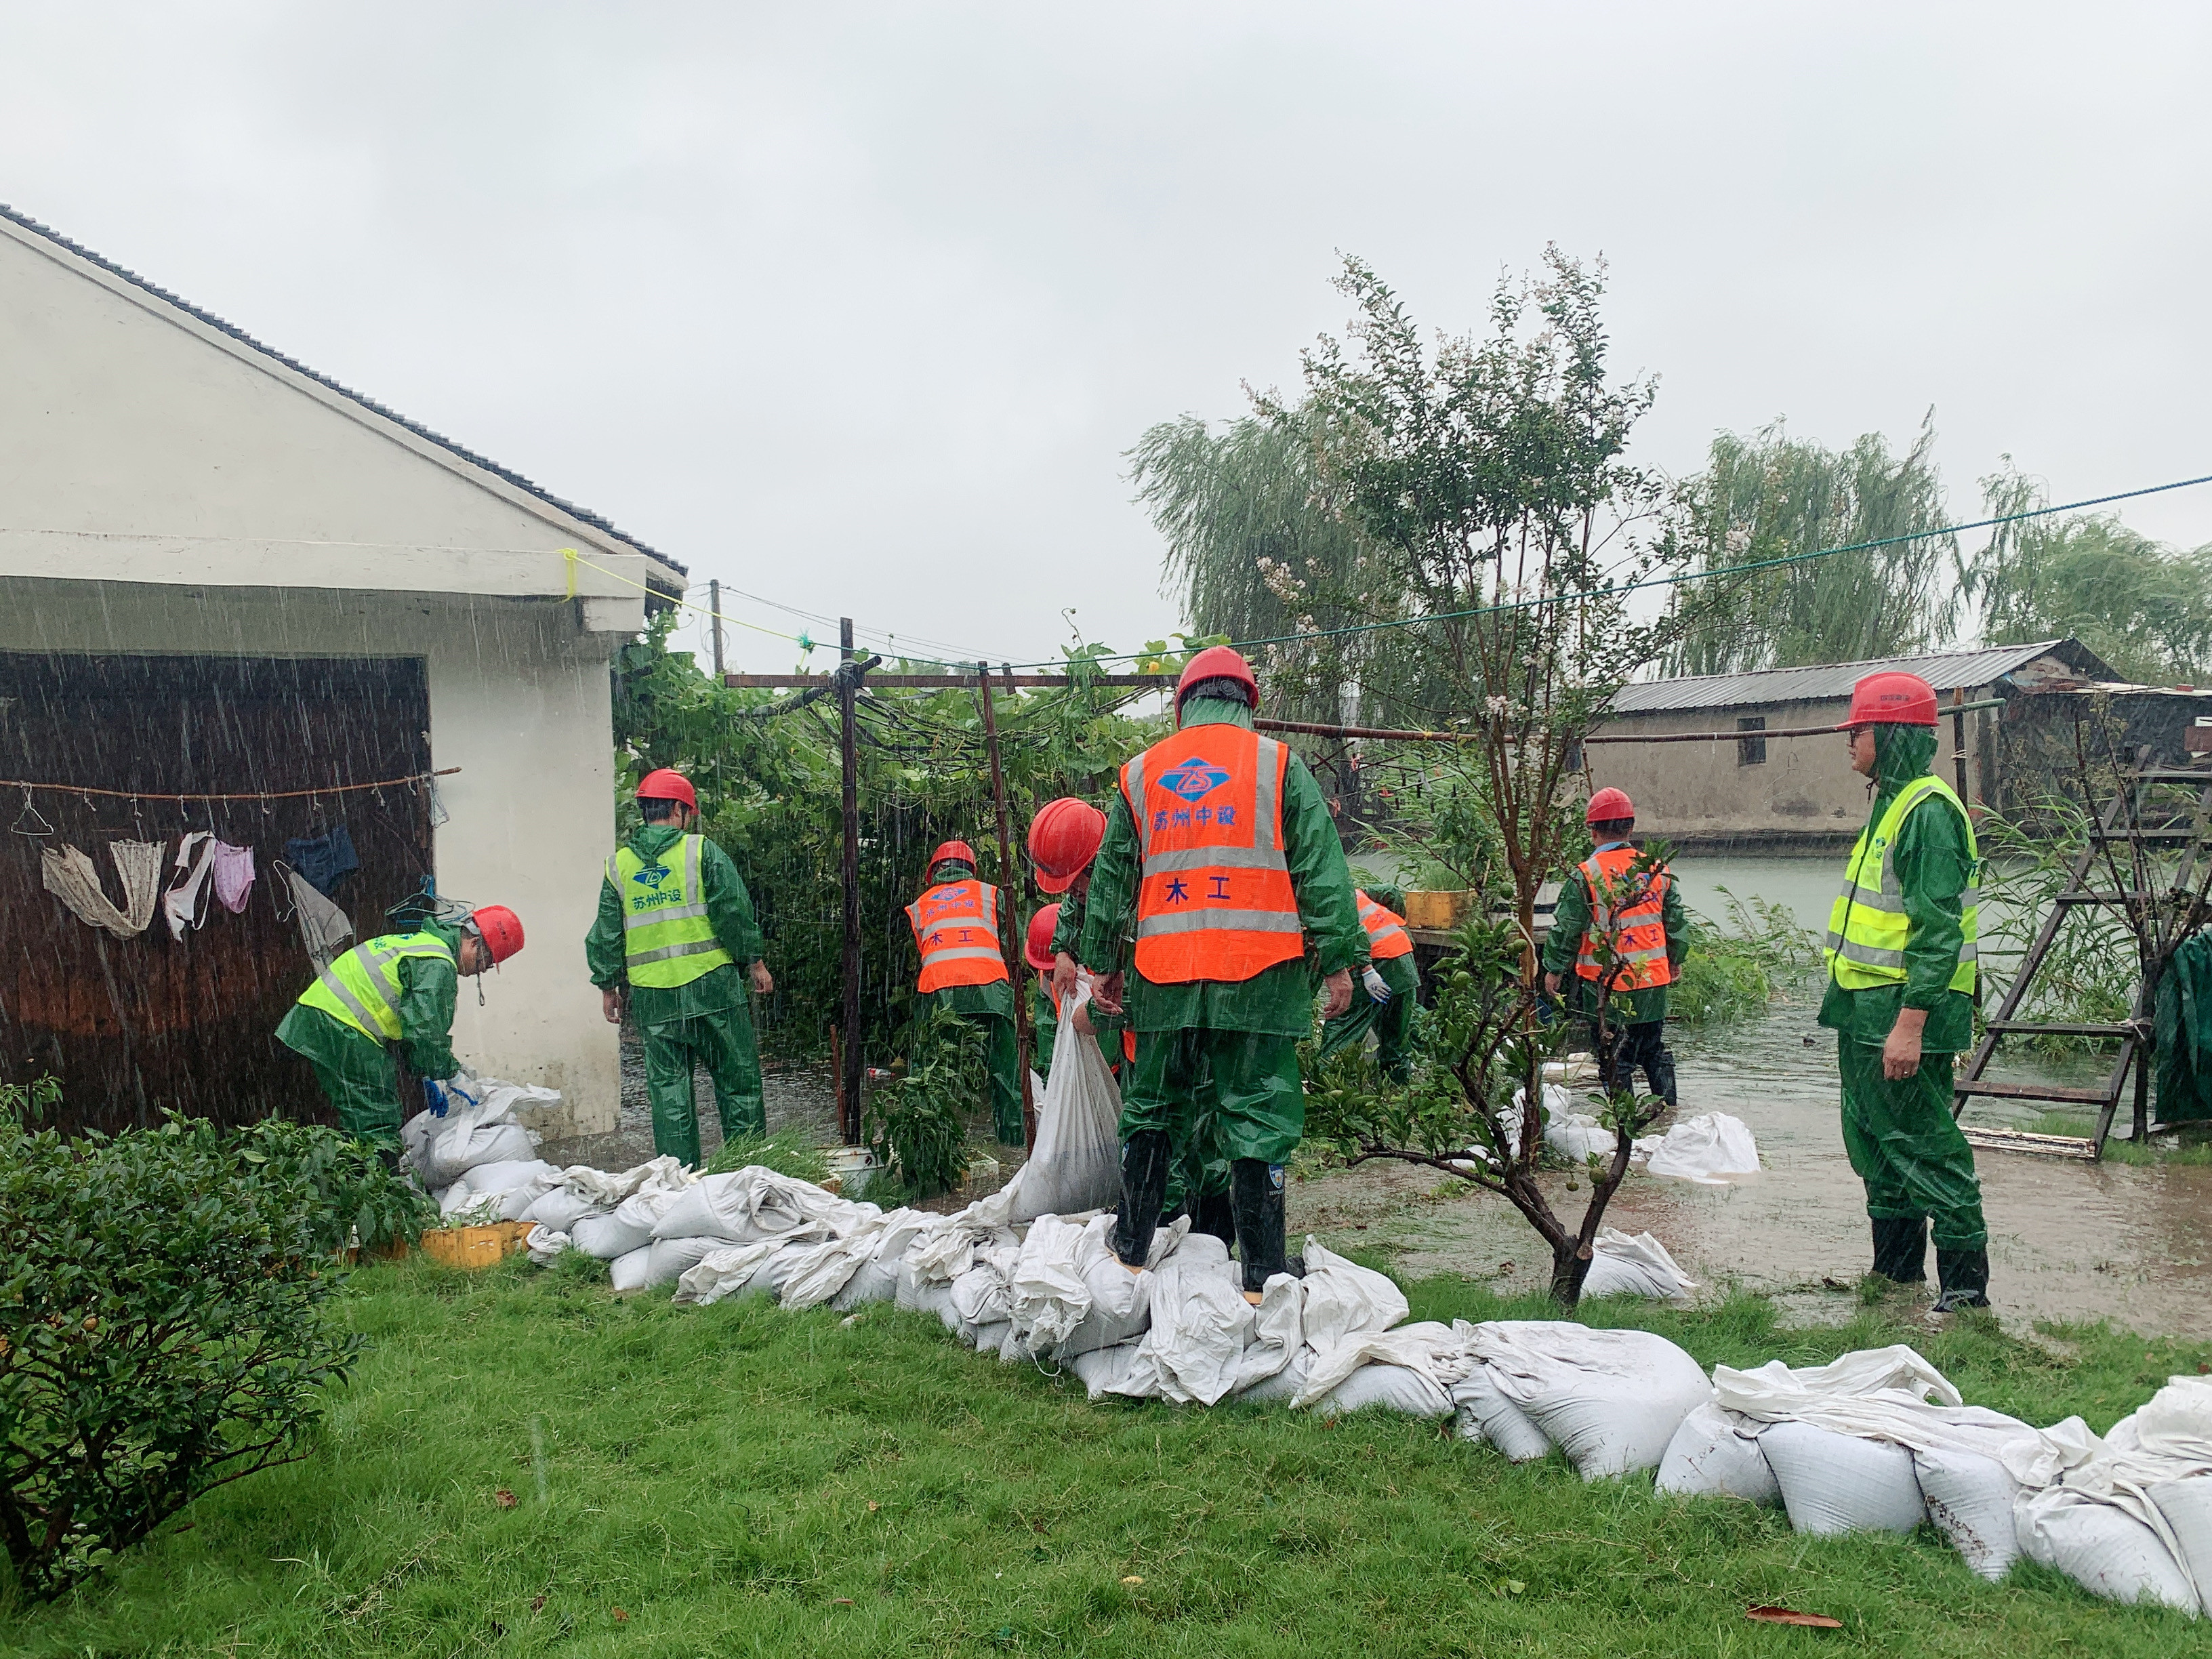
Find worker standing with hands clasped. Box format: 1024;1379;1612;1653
1317;884;1420;1082
587;769;773;1169
278;903;526;1163
1822;672;1990;1312
907;839;1025;1146
1541;787;1686;1109
1067;645;1363;1300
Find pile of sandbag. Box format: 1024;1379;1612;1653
1654;1343;2212;1614
1493;1084;1760;1188
400;1082;563;1221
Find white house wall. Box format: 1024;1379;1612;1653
0;577;621;1134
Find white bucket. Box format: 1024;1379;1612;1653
825;1145;877;1195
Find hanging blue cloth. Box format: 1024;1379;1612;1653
284;823;359;898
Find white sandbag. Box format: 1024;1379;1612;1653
778;1210;891;1311
400;1107;446;1176
2150;1476;2212;1605
671;1240;784;1306
474;1078;562;1123
1136;1252;1256;1406
525;1223;569;1265
996;991;1122;1222
1298;1239;1409;1350
1316;1363;1454;1419
650;1165;853;1245
563;1155;691;1209
1544;1111;1618;1164
609;1245;653;1292
443;1158;556;1200
1294;1320;1473;1410
1466;1320;1711;1481
1657;1403;1780;1505
1233;1347;1313;1407
1582;1228;1696;1300
1224;1272;1305;1397
524;1187;605;1233
951;1261;1014;1334
1914;1446;2022;1580
1006;1215;1098;1354
571;1185;685;1261
1056;1226;1158;1359
966;1319;1010;1353
832;1255;902;1310
642;1235;723;1289
1451;1366;1552;1462
1634;1112;1760;1185
1069;1340;1153;1401
1761;1420;1925;1536
2018;1486;2200;1613
496;1167;566;1222
426;1120;535;1187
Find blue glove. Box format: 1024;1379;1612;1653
423;1073;480;1118
1361;966;1392;1004
423;1077;451;1118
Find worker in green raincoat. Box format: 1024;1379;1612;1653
1317;882;1422;1082
586;769;772;1168
1540;788;1689;1108
907;839;1024;1145
1069;647;1363;1296
1822;671;1990;1312
276;902;527;1159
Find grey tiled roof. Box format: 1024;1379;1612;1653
1610;640;2116;714
0;201;683;579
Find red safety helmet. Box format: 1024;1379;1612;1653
1585;786;1635;825
1838;671;1939;730
1174;645;1260;721
930;840;978;869
1025;904;1061;972
1028;797;1106;893
468;904;525;966
635;768;699;809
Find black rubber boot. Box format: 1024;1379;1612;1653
1113;1131;1174;1267
1870;1216;1928;1284
1643;1049;1679;1112
1229;1158;1294;1294
1191;1185;1236;1251
1933;1248;1992;1311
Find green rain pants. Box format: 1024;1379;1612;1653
1316;954;1420;1080
643;1004;766;1169
1122;1028;1304;1168
935;994;1024;1146
304;1028;404;1150
1837;1038;1988;1250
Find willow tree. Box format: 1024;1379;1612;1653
1665;417;1960;676
1292;249;1726;1305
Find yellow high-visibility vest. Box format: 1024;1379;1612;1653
608;835;735;989
298;932;455;1042
1824;774;1979;994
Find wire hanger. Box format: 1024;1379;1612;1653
9;787;54;838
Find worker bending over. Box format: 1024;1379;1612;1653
1542;788;1686;1109
587;769;773;1168
1318;884;1420;1082
1069;646;1362;1298
1026;903;1128;1078
278;903;525;1160
907;839;1023;1145
1824;672;1989;1311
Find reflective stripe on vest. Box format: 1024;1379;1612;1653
907;880;1010;992
1572;846;1674;990
1356;890;1414;961
1824;774;1980;994
1122;724;1303;984
297;932;455;1042
608;835;736;989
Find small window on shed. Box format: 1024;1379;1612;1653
1737;716;1767;766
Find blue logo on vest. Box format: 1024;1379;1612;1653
632;864;673;890
1158;756;1231;801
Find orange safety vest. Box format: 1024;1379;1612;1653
1356;890;1414;961
907;880;1010;993
1120;724;1304;984
1572;845;1673;989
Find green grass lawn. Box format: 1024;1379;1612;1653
10;1257;2212;1657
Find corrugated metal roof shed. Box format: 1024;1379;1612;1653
1610;640;2108;715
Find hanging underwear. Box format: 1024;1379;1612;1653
163;830;218;941
41;840;165;939
212;839;256;913
272;858;355;968
285;823;360;898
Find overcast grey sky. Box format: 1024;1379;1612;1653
4;3;2207;672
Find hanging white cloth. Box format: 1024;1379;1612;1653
163;830;218;940
274;859;354;968
41;840;165;939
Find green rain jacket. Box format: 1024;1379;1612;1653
276;917;466;1079
1817;724;1977;1054
586;823;766;1027
1540;844;1692;1026
1076;697;1365;1036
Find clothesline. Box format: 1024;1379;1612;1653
2;766;459;803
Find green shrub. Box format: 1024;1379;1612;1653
866;1005;977;1198
1671;887;1818;1027
0;1082;367;1603
235;1115;436;1252
705;1128;834;1185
